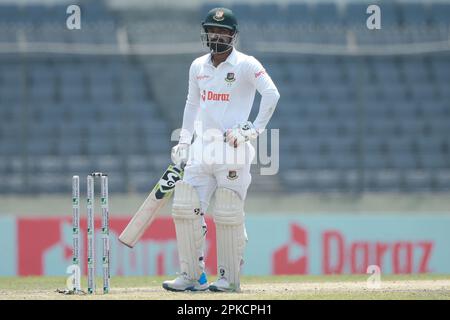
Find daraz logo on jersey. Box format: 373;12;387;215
201;90;230;102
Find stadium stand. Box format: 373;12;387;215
0;0;448;194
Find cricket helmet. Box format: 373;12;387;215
202;7;238;33
201;8;238;53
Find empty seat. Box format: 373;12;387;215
0;86;22;102
96;107;124;122
65;155;91;173
403;170;433;191
314;61;342;80
415;101;446;119
60;85;86;102
363;136;387;153
376;3;401;27
433;66;450;82
37;105;67;122
408;85;433;104
394;101;420;119
379;83;407;101
67;103;98;121
328;102;357;119
126;154;153;172
364;119;399;136
363;152;389;169
313;3;341;25
141;136;170;154
302;153;333;170
399;3;429;26
414;136;443;154
359;85;380;101
327;136;358;153
279;170;304;190
0;141;22;155
323;85;351;102
28;173;68;194
285;3;314;26
141;155;170;177
387;136;414;153
397;118;423;135
86;138;118;155
128;170;160;193
312;169;343;191
139;122;170;136
429;119;450;135
33;156;65;174
29;84;56;102
89;84;115;103
402;60;429;81
115;136;142;154
57;139;84;155
0;174;24;194
364;102;393;118
92;155;122;172
26;138;57;155
0;5;20;23
365;169;402;191
344;3;374;27
390;153;418;170
255;4;284;23
0;106;23;122
280;156;298;170
417;154;447;169
433;170;450;190
436;83;450;100
429;4;450;26
372;58;401;78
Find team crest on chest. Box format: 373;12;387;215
227;170;238;180
225;72;236;84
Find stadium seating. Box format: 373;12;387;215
0;1;449;194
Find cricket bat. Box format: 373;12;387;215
118;164;184;248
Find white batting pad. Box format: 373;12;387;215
172;181;206;280
213;187;246;290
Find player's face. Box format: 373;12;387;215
204;27;235;53
206;27;233;44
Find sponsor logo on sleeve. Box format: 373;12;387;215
197;75;210;80
255;70;266;78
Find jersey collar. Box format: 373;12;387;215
207;48;238;67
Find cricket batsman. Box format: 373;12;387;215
163;7;280;292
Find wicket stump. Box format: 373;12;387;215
72;172;110;294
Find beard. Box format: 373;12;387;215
208;39;232;53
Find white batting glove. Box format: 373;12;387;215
171;143;189;167
224;121;258;148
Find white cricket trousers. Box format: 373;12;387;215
183;138;255;212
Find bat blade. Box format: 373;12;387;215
118;164;183;248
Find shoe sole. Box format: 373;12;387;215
190;286;209;292
209;285;235;292
162;283;187;292
162;283;209;292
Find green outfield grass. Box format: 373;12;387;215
0;275;449;300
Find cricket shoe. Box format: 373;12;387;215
162;272;208;292
209;277;240;293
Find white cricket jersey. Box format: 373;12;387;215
179;48;280;145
